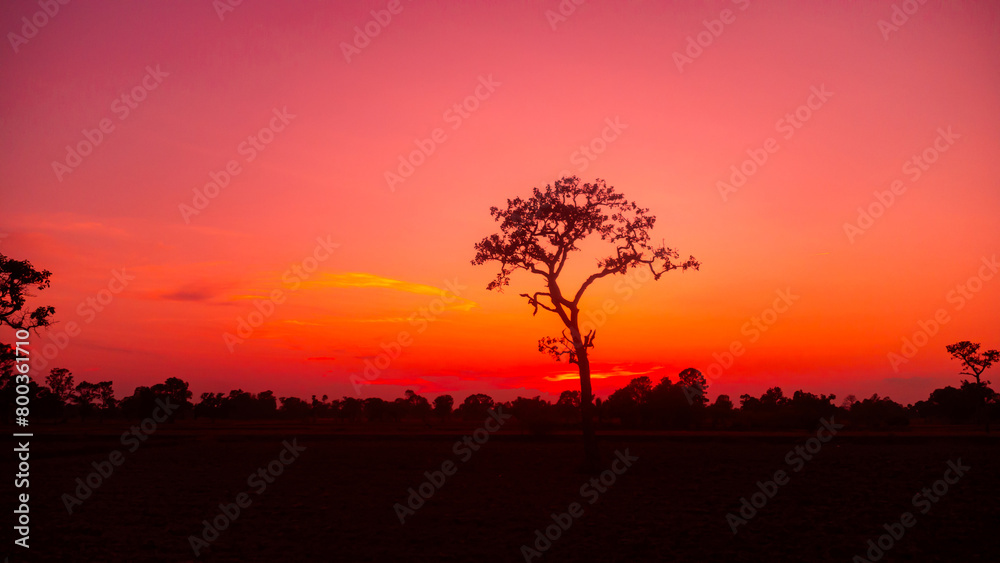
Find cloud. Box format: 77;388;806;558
161;289;216;301
9;216;132;239
544;365;659;382
304;272;477;311
152;281;231;302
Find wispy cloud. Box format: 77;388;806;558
33;220;131;238
149;280;234;303
161;289;216;301
303;272;477;311
544;365;658;382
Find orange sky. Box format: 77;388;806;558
2;0;999;405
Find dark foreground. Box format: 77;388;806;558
4;422;998;562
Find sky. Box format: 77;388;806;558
1;0;999;406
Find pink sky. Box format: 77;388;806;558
2;0;999;405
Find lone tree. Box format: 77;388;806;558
946;340;999;432
472;177;698;468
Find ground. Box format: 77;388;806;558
4;421;998;562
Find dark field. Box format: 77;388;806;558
6;422;999;562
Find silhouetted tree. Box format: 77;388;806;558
457;393;494;420
472;177;699;469
339;396;363;422
152;377;194;417
433;394;454;419
196;392;225;420
0;364;59;423
364;397;390;422
95;381;116;420
946;340;998;431
217;389;277;419
0;252;55;332
849;394;908;429
649;376;701;429
120;386;157;419
556;390;581;421
46;367;75;404
279;396;312;419
510;396;557;435
738;387;791;429
947;341;999;385
787;390;838;430
119;377;193;420
913;386;969;423
707;394;734;429
1;253;56;404
256;390;278;417
72;381;99;421
678;367;709;406
310;395;331;420
605;377;651;428
404;389;432;421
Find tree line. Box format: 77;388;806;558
2;247;996;433
1;362;995;433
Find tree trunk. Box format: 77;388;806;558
984;394;991;433
576;347;600;472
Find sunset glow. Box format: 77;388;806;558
3;0;999;405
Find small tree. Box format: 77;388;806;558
72;381;99;421
457;393;494;420
433;394;454;419
403;389;432;421
473;177;698;468
46;368;75;404
946;341;999;431
95;381;116;417
678;367;709;406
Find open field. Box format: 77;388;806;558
6;422;998;562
